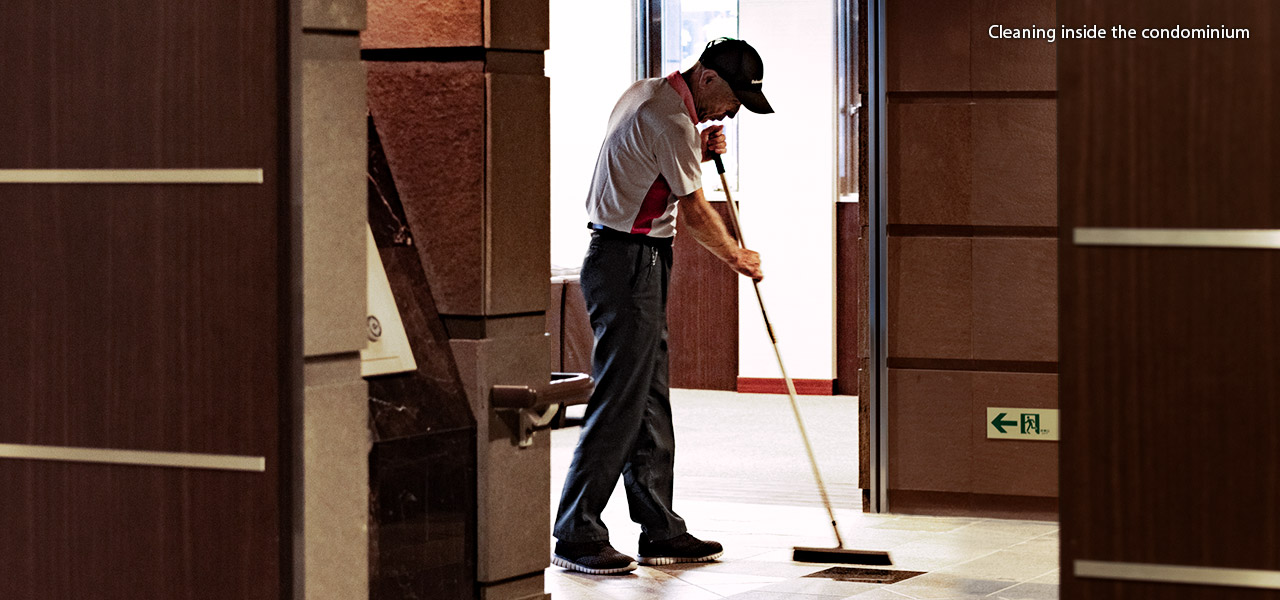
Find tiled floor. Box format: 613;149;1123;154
547;389;1059;599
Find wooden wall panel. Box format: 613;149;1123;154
971;102;1057;226
852;0;870;406
835;203;861;395
887;369;973;492
888;237;973;359
969;372;1057;497
0;190;281;455
1;463;280;600
547;282;564;373
970;0;1057;91
857;356;870;489
0;1;279;169
882;0;1058;517
971;238;1057;361
545;278;594;377
1060;1;1279;596
0;0;286;596
889;100;1057;227
668;201;738;390
888;103;972;225
887;236;1056;363
562;279;593;376
1061;5;1276;231
1064;250;1280;559
885;0;970;92
887;369;1058;498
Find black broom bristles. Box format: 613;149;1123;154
793;546;893;566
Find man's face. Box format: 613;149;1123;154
696;74;742;123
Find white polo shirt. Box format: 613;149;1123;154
585;72;703;238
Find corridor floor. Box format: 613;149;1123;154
547;389;1060;599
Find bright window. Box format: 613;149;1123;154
660;0;740;192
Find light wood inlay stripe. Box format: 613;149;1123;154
0;169;264;184
1076;560;1280;590
1074;228;1280;249
0;443;266;472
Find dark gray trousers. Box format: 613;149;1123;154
553;232;687;543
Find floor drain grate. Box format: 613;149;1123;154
804;567;926;584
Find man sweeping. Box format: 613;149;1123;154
552;38;774;575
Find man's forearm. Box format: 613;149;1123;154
680;189;740;265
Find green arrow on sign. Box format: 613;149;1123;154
991;412;1018;434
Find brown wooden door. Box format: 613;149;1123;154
0;1;289;598
1059;1;1280;598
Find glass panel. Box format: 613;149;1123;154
660;0;740;192
837;0;860;198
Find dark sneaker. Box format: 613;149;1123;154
637;532;724;566
552;540;638;575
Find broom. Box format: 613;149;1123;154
712;155;892;566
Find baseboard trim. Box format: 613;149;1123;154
883;490;1058;521
737;378;835;396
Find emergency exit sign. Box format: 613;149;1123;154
987;408;1059;441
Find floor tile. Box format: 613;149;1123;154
960;520;1057;541
657;559;825;579
666;569;788;587
722;592;853;600
648;568;779;596
874;546;998;573
845;589;919;600
869;517;980;534
602;584;726;600
545;389;1060;600
1027;569;1059;586
718;544;786;562
988;582;1059;600
756;576;883;596
936;548;1057;582
878;573;1013;599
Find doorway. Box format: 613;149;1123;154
545;0;873;515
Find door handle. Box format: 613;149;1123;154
491;372;593;447
491;372;593;410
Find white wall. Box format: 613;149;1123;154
737;0;836;381
547;0;633;268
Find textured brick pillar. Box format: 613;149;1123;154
364;1;551;598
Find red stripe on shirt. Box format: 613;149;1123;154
631;74;695;235
631;176;671;234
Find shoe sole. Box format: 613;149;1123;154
637;550;724;566
552;554;638;575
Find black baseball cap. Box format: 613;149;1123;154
697;38;775;114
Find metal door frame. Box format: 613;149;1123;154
634;0;891;514
866;0;889;514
